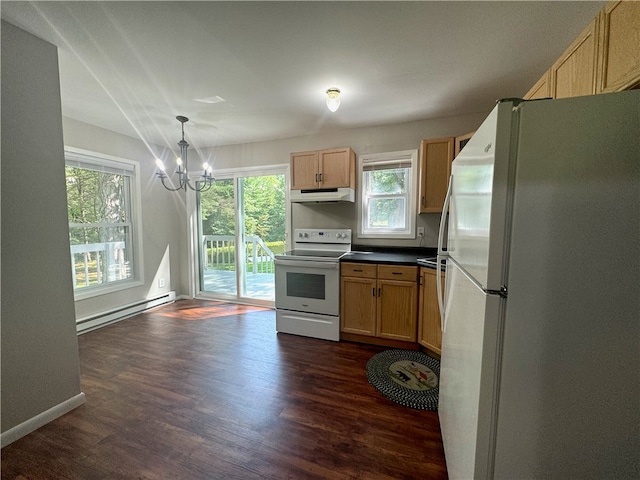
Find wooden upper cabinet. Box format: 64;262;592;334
523;70;551;100
454;132;475;158
291;150;319;190
524;1;639;99
290;147;354;190
550;16;600;99
418;137;454;214
596;1;640;93
318;148;355;189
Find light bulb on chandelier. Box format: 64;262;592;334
155;116;214;192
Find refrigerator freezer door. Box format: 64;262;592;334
448;101;516;291
439;259;504;480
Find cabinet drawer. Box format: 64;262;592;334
377;265;418;281
341;262;377;278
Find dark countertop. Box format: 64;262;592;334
417;257;438;269
341;246;438;268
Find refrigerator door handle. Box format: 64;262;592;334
437;175;452;259
436;175;453;331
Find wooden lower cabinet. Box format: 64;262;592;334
418;266;444;355
340;275;376;336
377;278;418;341
341;262;418;345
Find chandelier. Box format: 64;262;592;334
155;116;214;192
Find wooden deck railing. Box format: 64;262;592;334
202;235;277;274
70;241;128;288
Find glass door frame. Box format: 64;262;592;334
188;163;290;306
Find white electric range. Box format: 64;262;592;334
274;228;352;341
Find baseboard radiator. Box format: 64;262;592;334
76;291;176;334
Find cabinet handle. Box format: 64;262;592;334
319;173;323;182
354;269;363;272
421;195;425;206
392;272;402;275
372;287;376;297
315;173;318;182
377;287;381;297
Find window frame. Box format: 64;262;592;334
357;149;418;239
65;146;144;300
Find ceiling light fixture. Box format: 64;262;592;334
155;116;214;192
326;88;341;112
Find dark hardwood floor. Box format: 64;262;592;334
1;300;448;479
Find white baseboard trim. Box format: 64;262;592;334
1;392;86;448
76;291;176;334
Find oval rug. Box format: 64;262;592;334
366;349;440;410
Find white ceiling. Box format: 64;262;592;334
2;1;604;152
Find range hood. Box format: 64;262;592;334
290;187;355;203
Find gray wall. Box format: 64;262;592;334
1;21;82;432
62;118;186;319
206;111;488;247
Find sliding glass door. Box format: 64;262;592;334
199;178;238;297
197;168;287;304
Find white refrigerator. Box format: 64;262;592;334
436;91;639;479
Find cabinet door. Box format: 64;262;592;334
291;151;319;190
340;276;376;336
319;148;354;188
418;268;444;354
550;16;599;98
376;279;418;342
523;70;551;100
597;1;640;93
418;138;454;214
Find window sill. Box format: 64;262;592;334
357;232;416;240
73;279;144;301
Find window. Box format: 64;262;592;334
358;150;418;239
65;148;142;298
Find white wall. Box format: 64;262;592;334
205;112;488;247
1;21;83;441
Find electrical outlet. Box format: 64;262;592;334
417;227;425;237
158;278;165;288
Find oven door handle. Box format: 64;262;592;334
275;259;339;269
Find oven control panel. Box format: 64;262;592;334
294;228;352;244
